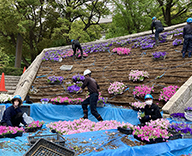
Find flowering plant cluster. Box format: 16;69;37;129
0;126;24;136
169;123;192;134
40;98;49;102
51;96;84;104
25;121;44;129
108;81;126;95
170;113;185;119
129;70;149;82
172;39;182;46
185;107;192;112
67;85;81;93
72;74;85;82
132;119;171;142
152;51;167;60
47;76;64;84
0;93;13;103
47;119;133;135
130;101;146;109
112;47;131;55
159;85;179;102
133;85;154;98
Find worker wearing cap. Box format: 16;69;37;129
151;17;164;46
181;17;192;58
139;94;162;125
71;39;83;60
0;95;27;127
77;69;103;121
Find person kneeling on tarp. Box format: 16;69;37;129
139;94;162;125
0;95;27;127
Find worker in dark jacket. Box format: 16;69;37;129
77;69;103;121
151;17;164;46
71;39;83;60
0;95;27;127
181;17;192;58
139;94;162;125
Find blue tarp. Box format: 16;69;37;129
0;103;192;156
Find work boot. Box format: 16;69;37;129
73;55;76;60
80;116;88;120
155;39;159;46
188;52;191;58
97;116;103;121
182;52;186;58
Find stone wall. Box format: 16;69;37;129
14;23;187;104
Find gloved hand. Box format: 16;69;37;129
25;124;28;127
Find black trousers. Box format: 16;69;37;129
73;44;83;57
0;112;23;127
81;93;103;121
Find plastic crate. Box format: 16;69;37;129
117;127;133;135
24;138;75;156
28;134;65;146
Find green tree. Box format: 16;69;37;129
106;0;156;39
156;0;192;26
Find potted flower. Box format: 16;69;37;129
0;93;13;103
172;39;182;46
112;47;131;55
170;113;186;122
72;74;85;83
159;85;179;102
117;123;134;135
0;126;24;138
133;85;154;99
129;70;149;82
130;101;146;111
169;123;192;139
47;76;64;84
40;98;49;104
97;92;108;107
25;121;44;132
108;81;126;95
67;85;81;94
152;51;167;60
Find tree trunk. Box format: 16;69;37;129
15;33;23;68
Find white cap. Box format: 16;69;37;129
83;69;91;76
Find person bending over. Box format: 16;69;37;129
77;69;103;121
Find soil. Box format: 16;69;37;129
29;34;191;109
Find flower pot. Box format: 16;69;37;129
134;135;166;144
41;101;48;104
117;127;133;135
168;129;182;140
0;132;23;138
182;133;192;139
48;81;62;85
25;126;42;132
52;102;68;105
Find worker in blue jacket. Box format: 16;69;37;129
139;94;162;125
71;39;83;60
0;95;27;127
151;17;164;46
181;17;192;58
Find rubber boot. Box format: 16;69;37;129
73;55;76;60
155;39;159;46
188;52;191;58
97;115;103;121
182;52;186;58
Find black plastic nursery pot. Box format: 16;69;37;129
52;102;68;105
0;132;23;138
25;126;43;133
133;135;167;144
117;127;133;135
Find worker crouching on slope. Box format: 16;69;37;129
181;17;192;58
77;69;103;121
151;16;164;46
139;94;162;125
0;95;27;127
71;38;83;60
